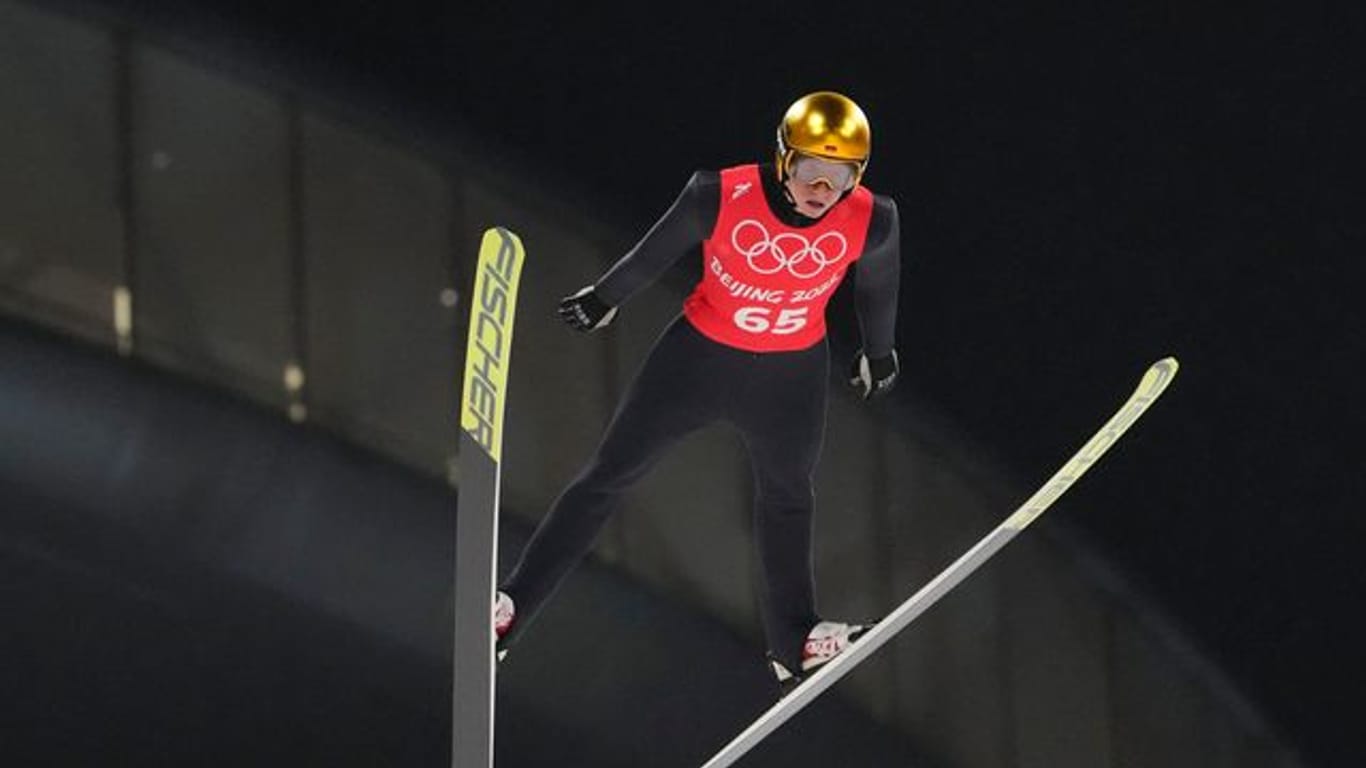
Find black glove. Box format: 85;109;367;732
558;285;619;332
848;349;900;400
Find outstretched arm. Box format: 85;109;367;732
595;170;720;306
561;170;719;332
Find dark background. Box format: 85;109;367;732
39;1;1366;765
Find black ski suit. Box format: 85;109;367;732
501;164;901;670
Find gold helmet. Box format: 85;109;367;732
776;91;872;188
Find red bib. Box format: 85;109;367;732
683;165;874;352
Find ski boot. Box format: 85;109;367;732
494;590;515;661
769;620;874;697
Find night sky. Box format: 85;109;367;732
50;0;1366;765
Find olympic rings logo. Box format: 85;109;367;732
730;219;848;279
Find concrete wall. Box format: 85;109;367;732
0;1;1305;766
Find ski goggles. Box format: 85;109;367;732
787;154;861;191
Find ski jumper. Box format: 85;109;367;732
501;164;901;670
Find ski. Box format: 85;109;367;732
700;357;1180;768
453;227;525;768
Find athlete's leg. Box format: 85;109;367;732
499;318;725;645
732;341;830;671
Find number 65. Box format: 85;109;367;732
734;306;808;335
